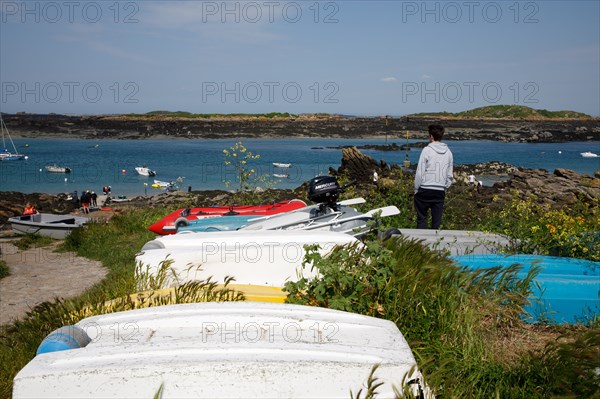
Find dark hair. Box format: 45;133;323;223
428;124;445;141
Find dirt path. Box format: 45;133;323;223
0;240;107;326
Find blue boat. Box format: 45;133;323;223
178;215;261;233
452;254;600;325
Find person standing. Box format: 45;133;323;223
23;202;38;215
414;124;454;229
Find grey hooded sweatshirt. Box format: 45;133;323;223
414;141;454;193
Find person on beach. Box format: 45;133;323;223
80;191;90;214
91;191;97;207
414;124;454;229
23;203;38;215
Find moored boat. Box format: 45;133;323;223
13;302;431;398
45;164;71;173
9;213;89;239
0;116;28;161
272;162;291;168
135;166;156;176
580;151;599;158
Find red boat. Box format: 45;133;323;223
148;199;308;235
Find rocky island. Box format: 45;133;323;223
2;105;599;142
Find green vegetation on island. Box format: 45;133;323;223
411;105;592;120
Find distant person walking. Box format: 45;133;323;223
414;124;454;229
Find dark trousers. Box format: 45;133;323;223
414;188;446;229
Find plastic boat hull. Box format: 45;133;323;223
136;230;359;288
148;199;307;235
13;302;430;398
452;254;600;324
9;213;89;239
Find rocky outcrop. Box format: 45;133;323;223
3;113;599;142
492;168;600;208
332;147;390;183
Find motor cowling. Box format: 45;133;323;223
307;176;340;205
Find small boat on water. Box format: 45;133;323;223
9;213;89;239
580;151;599;158
273;173;289;178
135;166;156;176
272;162;291;168
45;164;71;173
14;302;431;398
452;254;600;325
0;116;28;161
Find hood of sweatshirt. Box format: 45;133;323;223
428;141;449;154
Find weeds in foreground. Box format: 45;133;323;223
479;192;600;261
0;207;243;398
285;236;598;398
0;260;9;280
12;234;54;251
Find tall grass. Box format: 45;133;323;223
0;207;244;398
285;236;599;398
1;182;598;398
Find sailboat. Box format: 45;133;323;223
0;115;28;161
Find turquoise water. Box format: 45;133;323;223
1;138;599;197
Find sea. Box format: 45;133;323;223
1;138;599;198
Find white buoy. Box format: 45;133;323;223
558;151;562;154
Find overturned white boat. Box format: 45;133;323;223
136;229;359;289
13;302;431;398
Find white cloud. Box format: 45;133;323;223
380;77;398;83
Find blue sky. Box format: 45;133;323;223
1;1;599;116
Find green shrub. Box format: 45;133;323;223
285;236;599;397
478;193;600;261
0;260;9;280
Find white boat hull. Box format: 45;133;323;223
136;230;359;288
13;302;430;399
135;167;156;176
9;213;89;239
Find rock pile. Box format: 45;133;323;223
494;168;600;208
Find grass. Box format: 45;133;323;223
0;206;244;398
0;261;9;280
12;234;54;251
411;105;592;120
0;183;598;398
285;237;599;398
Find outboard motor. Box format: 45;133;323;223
308;176;341;211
